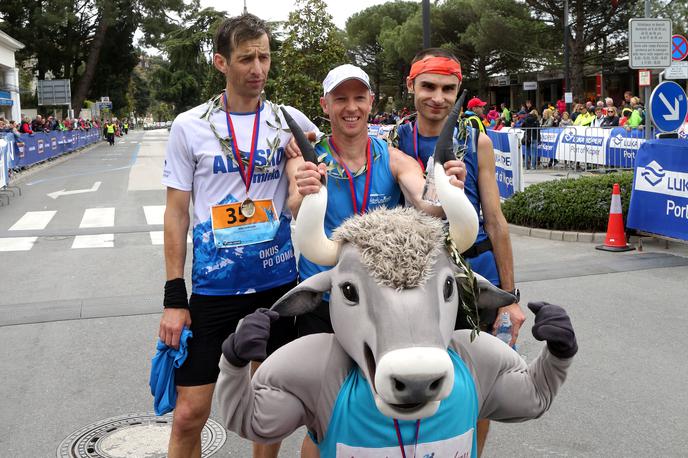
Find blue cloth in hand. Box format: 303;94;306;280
149;328;193;415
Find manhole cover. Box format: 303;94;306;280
57;412;226;457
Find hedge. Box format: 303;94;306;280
501;172;634;232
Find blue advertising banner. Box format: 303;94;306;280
0;133;11;188
9;128;101;169
627;139;688;241
524;125;648;167
486;129;522;199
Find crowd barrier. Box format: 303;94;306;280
11;129;102;169
367;124;523;200
1;133;11;190
510;125;655;171
628;139;688;242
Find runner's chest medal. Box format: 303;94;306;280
210;94;280;248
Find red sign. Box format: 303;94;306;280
595;74;603;97
672;35;688;61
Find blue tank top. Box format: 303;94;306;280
298;137;402;283
316;349;478;458
397;122;499;285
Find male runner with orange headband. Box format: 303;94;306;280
390;48;525;456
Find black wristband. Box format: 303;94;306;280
164;278;189;309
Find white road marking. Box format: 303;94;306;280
9;211;57;231
80;207;115;228
72;234;114;249
0;237;38;251
149;231;191;245
143;205;166;225
48;181;102;199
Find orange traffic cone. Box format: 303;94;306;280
596;183;634;252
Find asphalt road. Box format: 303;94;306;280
1;129;687;457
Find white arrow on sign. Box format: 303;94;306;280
659;93;680;121
47;181;102;199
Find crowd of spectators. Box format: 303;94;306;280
9;114;102;135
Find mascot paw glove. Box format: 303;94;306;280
527;302;578;359
222;308;280;367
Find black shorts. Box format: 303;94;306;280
295;300;333;336
175;281;297;386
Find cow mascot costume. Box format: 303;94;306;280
215;98;577;457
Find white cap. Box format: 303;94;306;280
322;64;371;96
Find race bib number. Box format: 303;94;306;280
210;199;280;248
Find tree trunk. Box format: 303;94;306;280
72;11;109;117
571;0;586;101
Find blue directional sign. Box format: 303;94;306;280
649;81;688;132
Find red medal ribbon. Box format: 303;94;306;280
393;419;421;458
327;137;373;215
412;122;425;173
224;92;261;192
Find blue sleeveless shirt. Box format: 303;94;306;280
298;137;402;283
396;122;499;286
316;349;478;458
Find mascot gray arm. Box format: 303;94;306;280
452;302;576;422
216;331;351;443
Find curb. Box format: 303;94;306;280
508;224;608;243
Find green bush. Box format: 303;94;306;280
501;172;634;232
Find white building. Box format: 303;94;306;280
0;30;25;122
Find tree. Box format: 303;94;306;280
377;0;551;101
524;0;640;97
345;1;419;105
273;0;347;126
0;0;191;116
148;7;225;115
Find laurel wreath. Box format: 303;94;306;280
201;92;292;172
445;233;481;341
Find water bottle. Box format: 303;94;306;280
495;312;512;346
421;156;441;206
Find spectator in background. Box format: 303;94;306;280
20;115;33;134
605;97;616;112
591;106;605;127
465;96;487;133
574;106;595;126
500;102;511;126
522;109;540;170
540;108;554;128
621;91;633;109
525;100;534;113
570;103;583;122
601;107;619;127
619;107;632;127
556;98;566;114
492;117;506;131
552;109;561;127
513;109;527;127
627;96;644;128
31;115;44;133
559;111;573;127
486;107;500;127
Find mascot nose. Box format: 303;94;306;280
390;374;446;403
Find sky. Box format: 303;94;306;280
200;0;402;29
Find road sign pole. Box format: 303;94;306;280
644;0;652;140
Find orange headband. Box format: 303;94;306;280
408;57;462;82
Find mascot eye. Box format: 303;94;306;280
340;282;359;304
443;276;454;301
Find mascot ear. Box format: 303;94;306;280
474;273;518;310
271;270;332;317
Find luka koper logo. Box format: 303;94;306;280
642;161;665;186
